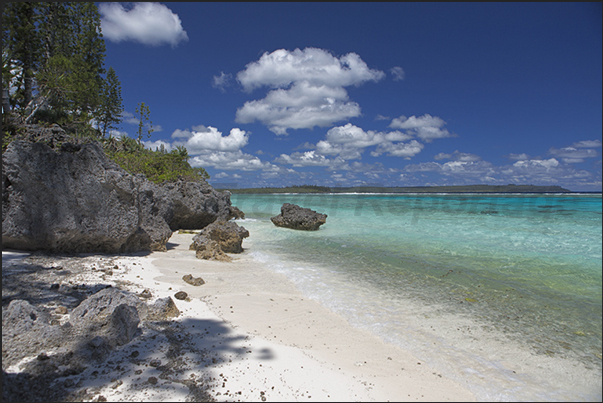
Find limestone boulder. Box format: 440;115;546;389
69;287;143;348
1;137;172;253
161;179;240;230
69;286;148;324
189;220;249;260
270;203;327;230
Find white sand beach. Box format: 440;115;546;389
3;231;476;402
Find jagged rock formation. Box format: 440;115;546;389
2;124;242;253
161;179;238;231
270;203;327;231
189;220;249;261
2;287;145;376
2;284;181;402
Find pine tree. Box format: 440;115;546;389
97;66;123;137
70;2;106;120
2;2;43;110
2;2;108;124
38;2;73;61
31;2;76;122
135;102;154;145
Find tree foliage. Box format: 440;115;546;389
98;67;123;137
2;2;209;185
134;102;153;144
2;2;41;110
2;2;110;125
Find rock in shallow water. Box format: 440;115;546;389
270;203;327;231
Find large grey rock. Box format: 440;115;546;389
2;138;171;252
271;203;327;230
161;179;240;230
69;288;142;348
69;286;148;324
2;300;64;363
2;125;244;253
189;220;249;261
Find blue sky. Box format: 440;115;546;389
98;2;602;191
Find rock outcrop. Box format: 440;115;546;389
2;287;145;375
2;124;243;253
189;220;249;261
161;179;238;230
270;203;327;230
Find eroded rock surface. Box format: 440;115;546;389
270;203;327;231
2;124;243;253
1;253;210;403
189;221;249;261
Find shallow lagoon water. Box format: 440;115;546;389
231;193;602;401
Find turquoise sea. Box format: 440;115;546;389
230;193;602;401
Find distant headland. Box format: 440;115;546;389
225;184;574;194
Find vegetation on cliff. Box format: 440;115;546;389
103;136;209;183
2;2;209;184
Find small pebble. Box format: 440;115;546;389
174;291;188;300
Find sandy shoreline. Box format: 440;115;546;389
3;231;476;402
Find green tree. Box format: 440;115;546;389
38;2;73;62
2;2;43;110
97;66;123;137
69;2;105;120
135;102;154;144
2;2;107;124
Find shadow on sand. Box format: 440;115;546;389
2;251;275;402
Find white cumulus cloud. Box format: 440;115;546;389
507;153;530;161
236;47;385;91
165;124;279;172
172;126;249;154
276;151;334;167
234;48;385;135
549;145;599;163
372;140;424;158
99;2;188;47
236;81;361;135
572;140;602;148
313;123;417;160
551;148;598;163
389;114;453;142
190;150;274;171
